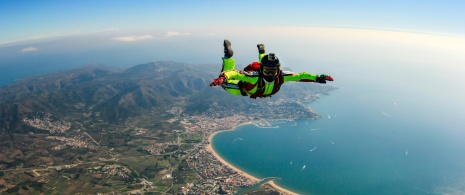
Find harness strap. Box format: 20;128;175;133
238;81;248;96
250;70;283;99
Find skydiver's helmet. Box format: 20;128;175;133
260;53;280;82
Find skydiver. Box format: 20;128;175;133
210;39;334;99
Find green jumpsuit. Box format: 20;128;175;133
220;54;320;97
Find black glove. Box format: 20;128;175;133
316;74;334;83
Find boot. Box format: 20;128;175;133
257;44;265;54
257;44;266;62
224;39;234;58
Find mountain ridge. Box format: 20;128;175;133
0;60;334;134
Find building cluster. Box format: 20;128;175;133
143;141;178;155
181;178;241;194
22;113;71;133
101;164;132;178
166;106;184;116
183;149;258;194
246;100;319;120
181;99;318;135
46;135;98;150
182;114;253;134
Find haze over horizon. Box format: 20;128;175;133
2;1;464;74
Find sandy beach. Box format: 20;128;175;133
206;122;300;195
267;180;299;195
206;130;260;183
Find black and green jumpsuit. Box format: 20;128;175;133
220;54;321;97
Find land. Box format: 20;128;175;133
0;62;336;194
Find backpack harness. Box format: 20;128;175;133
240;62;284;99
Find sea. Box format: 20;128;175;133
212;67;465;194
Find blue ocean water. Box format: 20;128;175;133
212;73;465;194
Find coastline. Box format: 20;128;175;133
267;180;299;195
206;121;299;195
206;129;260;183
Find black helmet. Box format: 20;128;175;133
260;53;280;82
260;53;280;70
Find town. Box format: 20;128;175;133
176;98;320;194
2;96;323;194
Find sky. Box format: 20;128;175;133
1;0;464;87
1;0;465;45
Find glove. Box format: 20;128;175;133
210;76;225;86
315;74;334;83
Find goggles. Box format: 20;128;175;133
263;68;278;76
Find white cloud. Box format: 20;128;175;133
21;47;38;52
112;35;153;42
165;31;190;37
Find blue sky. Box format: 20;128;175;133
1;0;465;45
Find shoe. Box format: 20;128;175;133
257;44;265;54
224;39;234;58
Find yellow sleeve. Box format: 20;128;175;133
282;71;319;82
223;70;258;84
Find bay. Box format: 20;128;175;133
212;74;465;194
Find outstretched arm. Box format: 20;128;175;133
210;70;258;86
223;70;258;83
282;71;334;83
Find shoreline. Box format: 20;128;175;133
267;180;299;195
206;120;299;195
206;128;260;183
